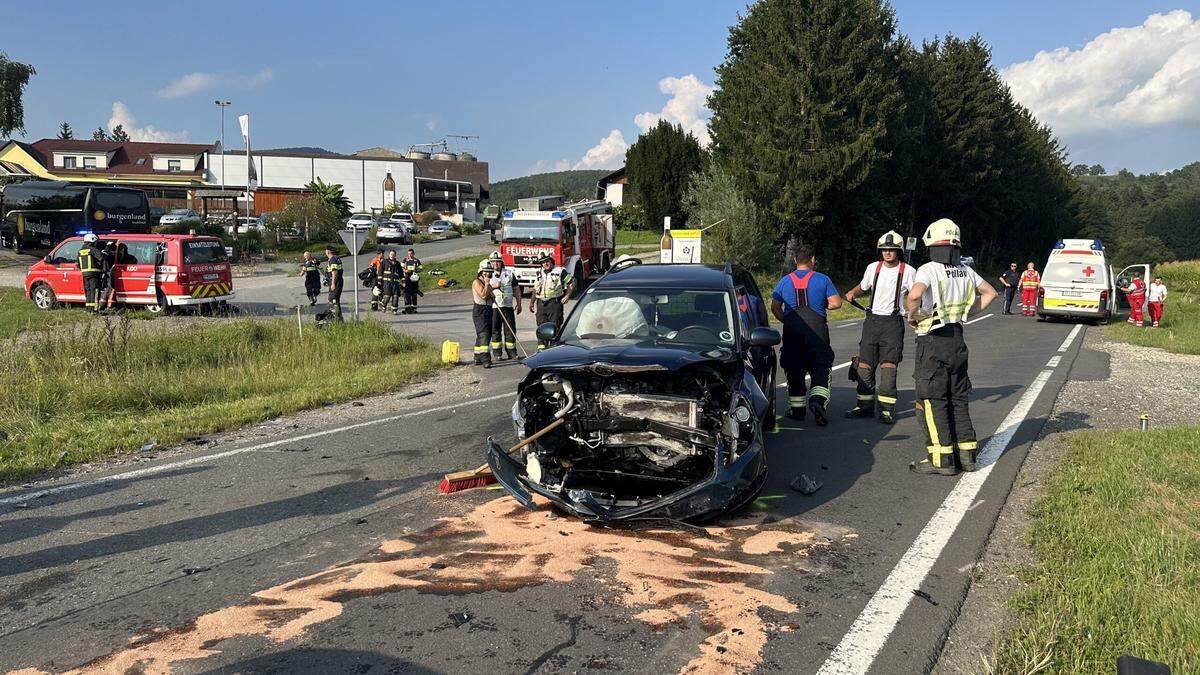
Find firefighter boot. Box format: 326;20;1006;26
808;385;830;427
846;361;875;419
956;441;979;472
876;366;898;425
910;445;958;476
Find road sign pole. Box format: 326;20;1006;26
352;228;360;321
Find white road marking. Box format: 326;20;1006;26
0;391;515;507
815;325;1081;675
964;313;993;325
1046;355;1061;368
779;361;854;389
1057;323;1083;352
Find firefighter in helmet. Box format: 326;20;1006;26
471;258;496;367
907;218;998;475
843;230;916;424
487;250;521;360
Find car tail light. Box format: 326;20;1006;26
1100;290;1108;303
1038;287;1045;298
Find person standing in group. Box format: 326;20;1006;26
1148;275;1167;328
998;262;1020;315
769;245;841;425
401;248;423;314
906;218;997;476
1019;262;1040;316
843;231;916;425
1123;273;1148;327
100;240;119;312
368;248;385;311
530;253;574;350
379;250;403;314
77;233;106;313
471;259;495;367
324;247;344;322
299;251;323;306
487;251;521;360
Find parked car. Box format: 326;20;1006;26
376;221;413;245
228;217;266;235
346;213;375;231
390;212;415;226
25;233;234;313
159;208;199;226
427;220;455;235
486;259;779;522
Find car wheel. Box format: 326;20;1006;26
763;364;777;433
31;283;58;310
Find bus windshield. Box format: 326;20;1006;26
503;218;559;243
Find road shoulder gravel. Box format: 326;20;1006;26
934;328;1200;673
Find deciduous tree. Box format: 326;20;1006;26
0;52;35;139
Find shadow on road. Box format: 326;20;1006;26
0;473;439;579
196;648;438;675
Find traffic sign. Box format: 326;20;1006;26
905;237;918;251
339;229;367;255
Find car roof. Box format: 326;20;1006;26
595;263;733;291
63;233;219;242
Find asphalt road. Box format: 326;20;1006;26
0;309;1099;674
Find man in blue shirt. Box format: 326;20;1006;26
770;245;842;424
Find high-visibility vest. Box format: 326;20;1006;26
1020;270;1040;289
535;267;572;300
77;245;102;274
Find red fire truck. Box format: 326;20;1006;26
499;198;614;293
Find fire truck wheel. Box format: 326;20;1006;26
31;283;58;310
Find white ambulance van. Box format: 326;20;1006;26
1036;238;1149;322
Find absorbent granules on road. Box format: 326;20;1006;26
19;496;855;675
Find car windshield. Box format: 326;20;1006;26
503;218;559;243
168;209;190;215
1044;260;1106;286
183;240;227;264
560;289;736;349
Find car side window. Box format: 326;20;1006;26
119;241;159;265
50;241;83;265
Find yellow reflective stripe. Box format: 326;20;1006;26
956;441;978;451
877;395;897;404
472;346;489;353
809;386;830;399
857;394;875;402
923;399;941;446
928;445;954;467
788;396;806;406
489;342;501;348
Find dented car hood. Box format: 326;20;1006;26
521;343;737;373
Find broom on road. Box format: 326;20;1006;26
437;417;565;494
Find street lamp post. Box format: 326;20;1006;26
215;100;231;213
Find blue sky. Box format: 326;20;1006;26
6;0;1200;179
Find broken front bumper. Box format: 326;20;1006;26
484;436;767;523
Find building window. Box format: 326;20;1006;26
83;156;97;169
62;156;77;169
168;160;181;173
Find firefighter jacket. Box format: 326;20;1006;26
77;243;104;275
912;261;986;336
534;266;573;301
490;268;517;308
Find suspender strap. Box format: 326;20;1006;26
893;262;906;316
788;270;813;308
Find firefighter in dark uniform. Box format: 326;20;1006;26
299;251;322;306
368;249;384;310
907;218;998;475
843;231;916;424
529;253;574;350
769;245;842;425
379;250;403;314
401;248;423;314
471;259;495;366
487;251;521;360
324;247;344;322
77;233;106;313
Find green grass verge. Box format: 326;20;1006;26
425;253;493;292
617;228;663;246
0;318;443;482
1105;260;1200;355
0;287;90;339
994;426;1200;673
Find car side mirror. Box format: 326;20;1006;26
536;322;558;344
749;327;781;347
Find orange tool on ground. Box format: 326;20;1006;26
437;418;565;494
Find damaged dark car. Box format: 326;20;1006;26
485;260;780;523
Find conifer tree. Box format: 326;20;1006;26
625;120;705;229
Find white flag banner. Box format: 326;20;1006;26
238;114;257;192
238;114;249;145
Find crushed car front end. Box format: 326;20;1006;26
485;346;769;523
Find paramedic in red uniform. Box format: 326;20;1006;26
1019;262;1040;316
1123;275;1147;327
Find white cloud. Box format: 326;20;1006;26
156;68;273;100
1003;10;1200;136
573;129;629;170
107;102;189;143
529;158;575;174
632;74;714;146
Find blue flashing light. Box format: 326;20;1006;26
551;211;566;218
1091;239;1104;251
504;210;514;218
1054;240;1066;249
76;229;92;236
